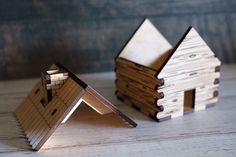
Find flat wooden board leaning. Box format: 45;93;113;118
15;63;137;151
115;19;221;122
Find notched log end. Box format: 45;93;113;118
158;105;164;111
213;90;219;97
214;78;220;84
155;79;164;90
155;115;171;122
155;99;164;111
159;78;165;86
215;66;221;72
159;92;165;99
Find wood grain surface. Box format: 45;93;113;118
0;0;236;80
0;64;235;156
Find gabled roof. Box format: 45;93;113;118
15;63;137;151
116;19;220;77
158;27;221;78
116;19;173;70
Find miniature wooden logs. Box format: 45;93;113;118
15;63;137;151
41;69;68;106
115;19;221;122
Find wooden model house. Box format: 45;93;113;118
15;63;137;151
115;19;221;122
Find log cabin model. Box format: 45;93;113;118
115;19;221;122
15;63;137;151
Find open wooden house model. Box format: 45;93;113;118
15;63;137;151
115;19;221;122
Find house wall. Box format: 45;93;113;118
195;85;219;111
157;69;220;119
157;84;219;119
156;92;184;119
0;0;235;80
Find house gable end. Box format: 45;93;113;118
117;19;173;71
158;27;221;79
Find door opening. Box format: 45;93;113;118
184;89;195;113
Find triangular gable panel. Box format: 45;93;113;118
117;19;173;70
15;63;137;151
158;27;221;78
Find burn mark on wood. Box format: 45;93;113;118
51;109;57;116
214;78;220;84
215;66;221;72
131;104;141;111
213;90;219;97
189;54;197;58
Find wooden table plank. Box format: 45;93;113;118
1;134;236;157
0;64;235;156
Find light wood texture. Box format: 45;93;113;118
115;20;221;121
0;65;235;156
156;27;221;118
15;64;136;151
117;19;173;70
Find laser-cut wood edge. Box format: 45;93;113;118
15;63;137;151
34;89;85;150
55;63;137;127
115;18;221;122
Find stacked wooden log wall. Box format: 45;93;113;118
156;28;221;120
115;23;221;121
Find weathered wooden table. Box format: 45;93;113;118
0;65;236;157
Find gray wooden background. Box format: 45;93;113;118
0;0;236;80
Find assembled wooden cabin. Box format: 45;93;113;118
115;19;221;122
15;63;136;151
